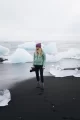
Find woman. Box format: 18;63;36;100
33;43;46;90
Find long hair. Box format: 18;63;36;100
35;48;43;56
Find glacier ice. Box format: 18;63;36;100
0;89;11;106
4;48;33;63
18;42;44;50
53;59;80;70
0;45;9;56
49;67;77;77
46;54;57;62
4;53;56;63
49;58;80;77
18;42;36;50
43;42;57;55
54;48;80;61
3;44;80;65
73;73;80;77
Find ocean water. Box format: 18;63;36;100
0;41;80;54
0;41;80;90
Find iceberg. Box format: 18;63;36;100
49;58;80;77
18;42;36;50
73;69;80;77
3;53;56;63
53;51;69;62
49;67;77;77
73;73;80;77
3;46;80;64
0;45;9;56
72;54;80;59
53;59;80;70
18;42;44;51
54;48;80;61
46;54;57;62
0;89;11;106
43;42;57;55
68;48;80;55
66;48;80;59
4;48;33;63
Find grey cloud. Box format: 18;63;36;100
0;0;79;41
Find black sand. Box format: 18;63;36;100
0;76;80;120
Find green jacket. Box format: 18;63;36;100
33;51;46;66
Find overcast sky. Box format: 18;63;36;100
0;0;80;41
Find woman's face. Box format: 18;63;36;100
36;47;39;51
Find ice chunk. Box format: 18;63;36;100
43;42;57;55
68;48;80;55
75;68;78;72
49;58;80;77
73;73;80;77
53;59;80;70
49;67;77;77
54;51;69;61
73;70;80;77
55;65;62;70
66;48;80;59
46;54;57;62
0;89;11;106
4;48;33;63
3;60;12;64
18;42;36;50
54;48;80;61
0;45;9;55
4;52;57;63
18;42;44;50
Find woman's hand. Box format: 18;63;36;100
43;66;45;69
32;65;35;68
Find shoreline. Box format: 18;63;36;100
0;76;80;120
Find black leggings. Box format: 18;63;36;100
34;65;44;83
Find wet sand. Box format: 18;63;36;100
0;76;80;120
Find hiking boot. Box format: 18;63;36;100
40;83;44;90
36;81;40;88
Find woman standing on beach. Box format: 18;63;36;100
33;43;46;90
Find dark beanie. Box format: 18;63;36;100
36;43;41;48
